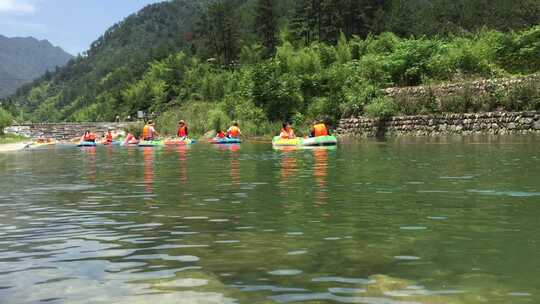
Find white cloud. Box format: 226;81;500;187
0;0;36;14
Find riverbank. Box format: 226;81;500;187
0;135;30;152
0;134;28;144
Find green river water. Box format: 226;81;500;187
0;136;539;304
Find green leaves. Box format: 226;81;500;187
0;108;13;134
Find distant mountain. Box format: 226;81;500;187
0;35;73;98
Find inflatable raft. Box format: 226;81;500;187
272;137;302;147
272;136;337;147
210;138;242;144
163;138;196;146
138;140;163;147
78;141;97;147
302;135;338;147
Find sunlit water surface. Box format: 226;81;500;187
0;136;539;304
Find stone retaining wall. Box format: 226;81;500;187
337;111;540;138
4;122;139;140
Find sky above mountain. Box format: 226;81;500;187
0;0;163;55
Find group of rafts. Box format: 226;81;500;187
76;120;337;149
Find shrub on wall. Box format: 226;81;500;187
0;108;13;135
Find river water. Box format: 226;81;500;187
0;136;539;304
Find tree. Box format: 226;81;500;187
196;0;241;65
254;0;279;56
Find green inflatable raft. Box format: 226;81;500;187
272;135;338;147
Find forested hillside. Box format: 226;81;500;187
2;0;539;134
0;35;72;98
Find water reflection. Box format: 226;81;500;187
224;145;241;186
82;147;97;183
278;148;298;193
143;147;154;194
313;148;329;206
172;145;189;185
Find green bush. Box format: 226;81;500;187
0;108;13;135
497;25;540;73
364;97;397;118
208;107;231;132
156;103;215;136
341;81;382;117
500;79;540;111
125;122;144;138
394;86;439;115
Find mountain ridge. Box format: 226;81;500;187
0;35;73;98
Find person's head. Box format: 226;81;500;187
179;120;185;126
147;120;154;125
283;122;291;130
84;130;90;136
233;121;239;127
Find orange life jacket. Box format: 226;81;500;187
228;126;240;138
217;131;226;138
83;133;96;141
177;126;188;137
105;132;113;142
142;125;153;140
313;124;329;137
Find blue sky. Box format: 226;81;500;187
0;0;164;55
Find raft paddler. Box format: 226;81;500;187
81;130;96;142
310;120;330;138
142;120;158;141
280;122;296;139
104;128;114;144
177;120;188;139
124;132;139;145
216;129;226;139
227;122;242;138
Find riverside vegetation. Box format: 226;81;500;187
1;0;539;137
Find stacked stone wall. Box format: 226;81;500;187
4;122;139;140
338;111;540;138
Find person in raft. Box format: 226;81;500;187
142;120;159;141
227;122;242;138
310;119;330;138
103;128;114;144
81;130;96;142
280;122;296;139
177;120;188;139
216;129;226;139
124;130;139;145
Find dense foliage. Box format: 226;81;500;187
0;108;12;135
1;0;539;135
